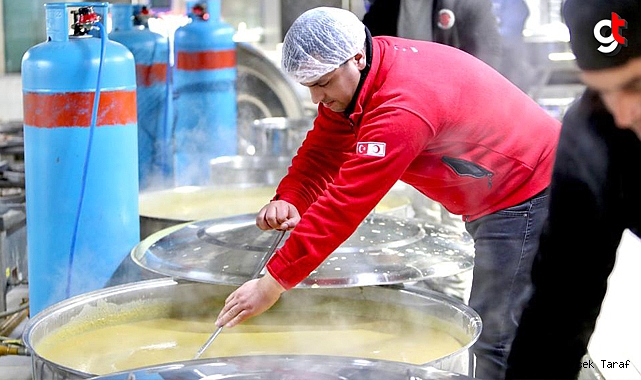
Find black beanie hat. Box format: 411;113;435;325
563;0;641;70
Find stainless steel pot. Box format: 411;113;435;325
24;278;481;379
140;155;292;240
139;182;413;240
236;43;306;155
250;117;313;157
139;184;279;239
209;155;291;187
91;355;475;380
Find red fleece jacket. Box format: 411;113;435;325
267;37;560;289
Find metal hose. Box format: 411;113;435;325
0;302;28;318
0;303;29;338
0;343;28;356
66;19;107;298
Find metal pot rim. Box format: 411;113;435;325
91;354;475;380
23;278;482;366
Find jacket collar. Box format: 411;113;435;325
343;26;373;118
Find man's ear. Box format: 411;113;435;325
354;49;367;70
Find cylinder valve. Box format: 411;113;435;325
71;6;100;36
191;3;210;21
133;6;152;27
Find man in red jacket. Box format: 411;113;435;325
216;7;560;379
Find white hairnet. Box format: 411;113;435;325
281;7;366;83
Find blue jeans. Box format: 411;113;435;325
465;189;549;379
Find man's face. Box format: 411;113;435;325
301;50;367;113
581;56;641;140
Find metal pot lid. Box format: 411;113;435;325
132;213;473;288
90;355;474;380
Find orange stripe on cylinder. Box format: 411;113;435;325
23;90;137;128
176;49;236;71
136;63;168;87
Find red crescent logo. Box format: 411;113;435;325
437;9;455;30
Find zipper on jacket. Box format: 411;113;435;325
442;156;494;189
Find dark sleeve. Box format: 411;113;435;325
362;0;400;37
455;0;502;69
506;93;625;379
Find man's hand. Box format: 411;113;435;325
215;272;286;328
256;200;300;230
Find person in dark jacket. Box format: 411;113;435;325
506;0;641;378
362;0;502;70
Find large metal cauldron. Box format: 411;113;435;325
139;185;276;239
209;155;292;187
250;117;313;157
24;278;481;379
139;183;413;240
235;44;306;156
91;355;475;380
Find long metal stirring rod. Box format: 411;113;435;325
193;229;287;359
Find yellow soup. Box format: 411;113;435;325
139;186;412;221
36;309;463;375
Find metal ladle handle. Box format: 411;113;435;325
251;229;287;278
193;325;223;359
194;229;287;359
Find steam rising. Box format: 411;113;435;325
29;281;478;376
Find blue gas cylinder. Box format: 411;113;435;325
173;0;237;186
21;2;140;316
110;4;171;190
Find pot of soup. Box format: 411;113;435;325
250;117;313;157
24;278;481;379
139;184;413;240
91;355;475;380
139;185;277;239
